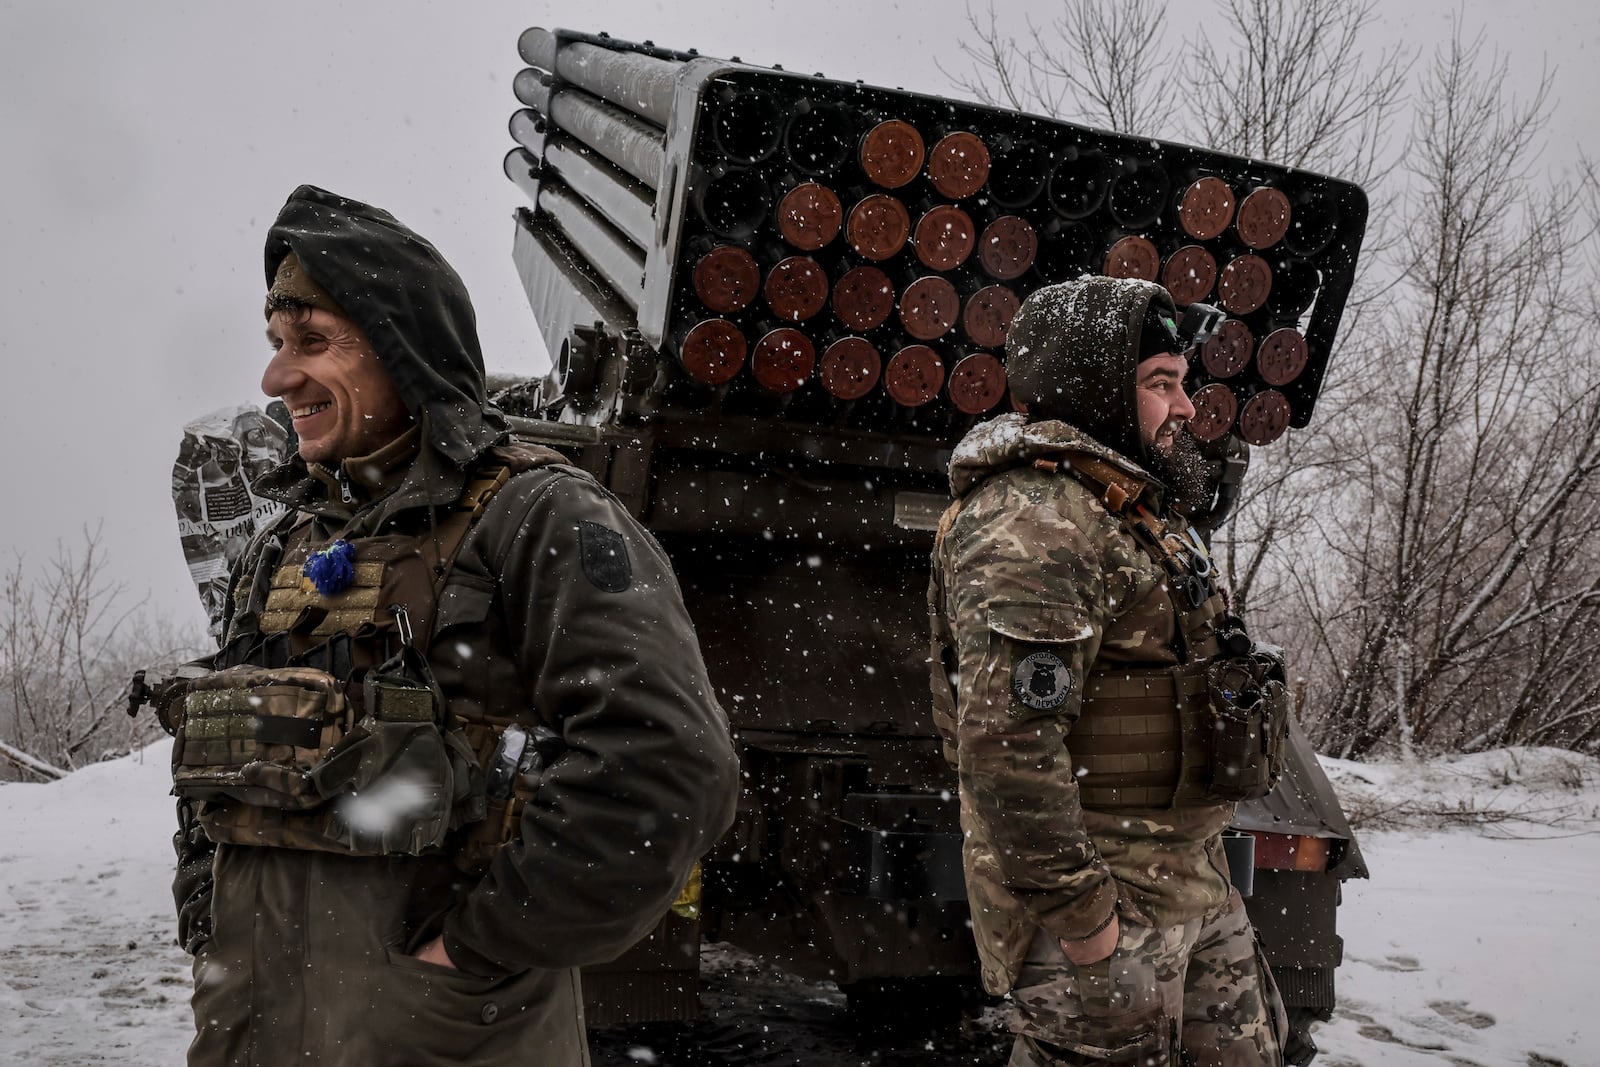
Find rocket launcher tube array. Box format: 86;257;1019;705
503;144;650;293
534;181;646;310
511;29;1006;410
509;30;683;328
505;27;1368;442
508;104;661;248
541;136;656;250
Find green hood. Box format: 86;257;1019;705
1004;276;1176;465
263;185;506;469
947;412;1152;500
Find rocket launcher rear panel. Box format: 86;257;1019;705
505;27;1367;454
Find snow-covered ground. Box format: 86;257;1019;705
1314;751;1600;1067
1;743;1596;1066
0;745;192;1064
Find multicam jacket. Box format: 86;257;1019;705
929;414;1234;996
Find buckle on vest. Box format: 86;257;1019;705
459;466;512;512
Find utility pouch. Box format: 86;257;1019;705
308;707;482;856
1202;649;1289;802
453;721;564;875
171;665;353;809
326;649;485;852
173;659;483;856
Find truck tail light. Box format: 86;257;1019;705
1246;831;1329;872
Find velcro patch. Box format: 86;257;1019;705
1012;651;1073;711
579;520;632;592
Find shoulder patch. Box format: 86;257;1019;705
579;520;632;592
1012;651;1073;711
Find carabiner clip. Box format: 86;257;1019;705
388;603;415;648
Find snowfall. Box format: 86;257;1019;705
1;743;1596;1067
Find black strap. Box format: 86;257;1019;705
252;715;325;749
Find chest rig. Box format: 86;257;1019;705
1048;453;1287;809
1034;454;1230;810
931;451;1286;811
169;443;567;857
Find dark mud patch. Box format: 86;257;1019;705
589;944;1010;1067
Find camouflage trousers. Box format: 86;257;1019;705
1008;889;1286;1067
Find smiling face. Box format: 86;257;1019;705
261;306;412;466
1135;352;1197;457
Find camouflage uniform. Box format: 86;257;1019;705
928;279;1285;1066
1010;889;1283;1066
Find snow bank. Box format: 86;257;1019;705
1322;747;1600;832
0;741;191;1065
1311;748;1600;1066
1;742;1597;1065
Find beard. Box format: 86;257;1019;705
1145;429;1214;516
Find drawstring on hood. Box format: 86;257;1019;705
1004;276;1181;466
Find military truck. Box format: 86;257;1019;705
489;26;1368;1059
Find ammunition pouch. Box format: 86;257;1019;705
1073;646;1287;809
170;662;482;856
1199;645;1288;802
172;665;352;808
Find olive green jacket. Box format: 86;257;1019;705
175;438;738;1065
173;186;736;1065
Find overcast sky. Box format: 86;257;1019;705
1;0;1594;633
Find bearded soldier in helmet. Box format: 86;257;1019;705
155;186;739;1066
929;276;1291;1066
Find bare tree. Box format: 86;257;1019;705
946;0;1176;135
1289;35;1600;759
950;0;1407;185
0;528;198;780
1188;0;1409;187
1214;428;1338;618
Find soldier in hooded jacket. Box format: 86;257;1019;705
164;186;739;1066
928;277;1289;1066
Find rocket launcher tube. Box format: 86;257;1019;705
542;136;656;250
536;181;646;310
519;27;681;128
513;79;666;190
512;67;554;113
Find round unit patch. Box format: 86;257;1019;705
1012;652;1073;711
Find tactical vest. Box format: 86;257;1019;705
168;442;569;858
932;451;1286;810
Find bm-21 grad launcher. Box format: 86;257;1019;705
500;26;1368;1056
